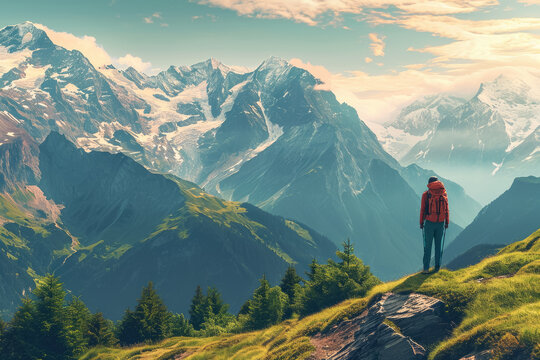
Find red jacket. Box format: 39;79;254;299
420;181;449;225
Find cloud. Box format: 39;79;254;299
197;0;497;26
34;23;159;75
375;14;540;40
288;57;540;124
34;23;112;68
368;33;385;56
116;54;154;74
365;57;373;63
144;12;162;24
192;14;218;22
289;58;333;90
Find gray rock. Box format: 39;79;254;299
311;293;452;360
458;350;493;360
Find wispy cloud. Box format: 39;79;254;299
288;56;539;124
197;0;498;26
368;33;385;56
117;54;155;74
365;57;373;63
144;12;161;24
192;14;218;22
34;23;160;75
34;23;112;67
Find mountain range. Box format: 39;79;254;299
0;22;482;282
375;75;540;204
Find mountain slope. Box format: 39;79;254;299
82;228;540;360
373;95;466;158
444;176;540;265
0;132;336;319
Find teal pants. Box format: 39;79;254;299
423;220;444;271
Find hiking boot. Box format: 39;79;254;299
421;270;430;274
434;267;440;272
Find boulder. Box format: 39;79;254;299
310;292;452;360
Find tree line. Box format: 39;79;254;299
0;239;379;359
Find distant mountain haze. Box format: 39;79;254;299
374;75;540;204
445;176;540;266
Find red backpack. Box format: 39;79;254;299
424;188;448;223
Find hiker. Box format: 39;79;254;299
420;176;449;274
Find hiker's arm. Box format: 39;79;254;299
420;192;426;227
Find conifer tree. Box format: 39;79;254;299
134;282;171;343
33;274;74;359
170;313;193;337
307;258;319;281
300;241;379;315
67;296;91;354
279;266;302;318
246;277;287;330
117;308;141;346
0;298;39;360
189;285;206;330
205;287;229;324
342;238;354;269
118;282;171;345
86;312;117;347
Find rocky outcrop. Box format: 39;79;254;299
0;116;40;192
310;292;452;360
459;350;493;360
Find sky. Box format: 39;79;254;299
1;0;539;123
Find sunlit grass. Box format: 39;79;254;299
83;228;540;360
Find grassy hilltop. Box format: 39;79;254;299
82;228;540;360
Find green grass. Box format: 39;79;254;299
0;194;32;225
82;228;540;360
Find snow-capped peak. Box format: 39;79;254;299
386;94;465;136
475;73;540;152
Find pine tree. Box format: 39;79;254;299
170;313;193;337
118;308;141;346
205;287;229;325
137;282;170;342
280;266;301;299
246;277;287;330
306;258;319;281
86;312;117;347
300;242;379;316
279;266;302;318
341;238;354;269
66;296;91;355
33;274;74;359
189;285;206;330
0;298;40;360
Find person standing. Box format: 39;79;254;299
420;176;449;274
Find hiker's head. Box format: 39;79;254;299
428;176;438;184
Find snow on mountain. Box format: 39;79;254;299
475;75;540;152
371;95;465;159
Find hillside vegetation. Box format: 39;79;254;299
81;229;540;360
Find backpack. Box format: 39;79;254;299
424;190;448;222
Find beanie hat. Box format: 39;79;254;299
428;176;438;183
